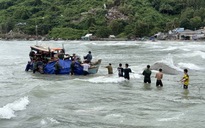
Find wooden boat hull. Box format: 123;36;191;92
88;59;101;74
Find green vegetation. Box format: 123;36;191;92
0;0;205;39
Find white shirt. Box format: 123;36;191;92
81;63;90;72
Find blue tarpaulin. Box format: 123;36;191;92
44;59;83;75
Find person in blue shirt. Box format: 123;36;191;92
84;51;92;63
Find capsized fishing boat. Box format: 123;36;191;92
25;45;101;75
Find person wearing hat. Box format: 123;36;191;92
124;63;132;80
84;51;92;63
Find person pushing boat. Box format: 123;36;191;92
105;63;113;74
117;63;123;77
180;69;189;89
142;65;152;84
155;68;163;87
124;63;132;80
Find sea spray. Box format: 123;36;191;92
0;96;29;119
177;63;203;70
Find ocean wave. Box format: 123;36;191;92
161;46;178;51
177;63;204;70
41;117;60;125
75;106;105;115
104;113;124;119
75;74;141;84
181;51;205;59
90;41;139;46
74;76;125;83
151;54;183;74
0;96;29;119
157;112;184;122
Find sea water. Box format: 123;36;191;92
0;40;204;128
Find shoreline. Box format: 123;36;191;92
0;34;204;42
0;38;204;42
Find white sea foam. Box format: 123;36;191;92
41;117;60;125
0;96;29;119
158;54;183;72
161;46;178;51
182;51;205;59
104;114;123;119
75;106;105;114
157;113;184;122
90;41;139;46
75;76;126;83
130;73;142;79
177;63;203;70
75;74;141;84
182;44;205;51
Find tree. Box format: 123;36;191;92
190;16;202;30
109;20;124;35
96;26;112;38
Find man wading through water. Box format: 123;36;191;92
124;63;132;80
142;65;152;84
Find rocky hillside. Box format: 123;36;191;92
0;0;205;39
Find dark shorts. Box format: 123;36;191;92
83;71;89;76
70;68;75;75
124;76;130;80
156;80;163;87
119;74;123;77
144;79;151;84
184;85;188;89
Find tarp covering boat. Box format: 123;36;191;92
44;59;83;75
26;45;101;75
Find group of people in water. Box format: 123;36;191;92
26;49;93;76
105;63;190;89
26;48;189;89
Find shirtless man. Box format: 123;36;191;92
155;69;163;87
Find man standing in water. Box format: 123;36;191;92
105;63;113;74
124;63;132;80
84;51;92;63
155;69;163;87
81;62;90;76
117;63;123;77
180;69;189;89
142;65;152;84
70;59;75;75
55;60;62;75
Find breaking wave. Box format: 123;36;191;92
74;74;141;83
0;96;29;119
150;54;183;75
182;51;205;59
177;63;204;70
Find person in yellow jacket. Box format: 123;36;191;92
180;69;189;89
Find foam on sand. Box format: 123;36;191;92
0;96;29;119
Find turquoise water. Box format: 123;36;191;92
0;40;204;128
